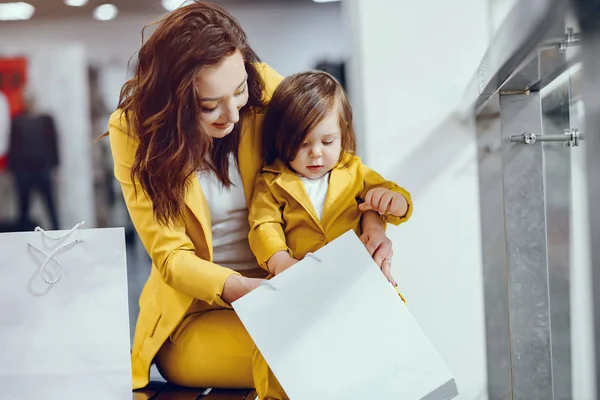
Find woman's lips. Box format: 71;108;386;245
213;122;232;129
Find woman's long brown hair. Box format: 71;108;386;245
113;2;265;225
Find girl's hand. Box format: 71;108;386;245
359;188;408;217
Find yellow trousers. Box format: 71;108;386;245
155;308;288;399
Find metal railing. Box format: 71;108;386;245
463;0;600;398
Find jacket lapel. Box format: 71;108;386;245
184;174;213;260
238;111;265;207
322;158;355;224
266;160;322;228
323;168;351;213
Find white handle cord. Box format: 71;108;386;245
34;221;85;240
27;222;85;284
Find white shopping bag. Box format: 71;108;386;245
0;223;132;400
233;230;458;400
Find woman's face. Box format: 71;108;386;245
195;50;249;139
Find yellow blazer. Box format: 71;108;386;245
248;154;413;268
107;63;283;390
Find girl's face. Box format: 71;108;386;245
290;103;342;180
195;50;249;139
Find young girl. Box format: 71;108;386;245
248;71;412;286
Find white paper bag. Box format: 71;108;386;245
0;224;132;400
233;230;458;400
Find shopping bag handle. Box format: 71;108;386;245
27;221;85;285
34;221;86;240
304;252;322;262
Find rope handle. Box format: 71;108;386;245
28;239;83;284
304;252;322;262
34;221;85;241
28;222;85;284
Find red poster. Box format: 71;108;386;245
0;57;27;170
0;57;27;117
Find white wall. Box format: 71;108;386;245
344;0;490;398
489;0;520;37
28;44;95;229
345;1;489;174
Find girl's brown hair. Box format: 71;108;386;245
113;1;265;225
262;70;356;168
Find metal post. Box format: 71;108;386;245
476;87;572;399
500;91;555;399
540;54;573;399
475;95;512;400
576;1;600;393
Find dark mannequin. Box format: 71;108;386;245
7;96;60;230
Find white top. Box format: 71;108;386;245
197;155;258;271
300;172;330;220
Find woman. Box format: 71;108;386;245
107;2;395;399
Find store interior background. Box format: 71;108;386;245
0;1;594;399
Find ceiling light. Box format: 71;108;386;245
0;2;35;21
93;4;118;21
162;0;193;12
64;0;88;6
313;0;341;2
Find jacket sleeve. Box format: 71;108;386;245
108;110;238;307
357;159;413;226
248;174;291;270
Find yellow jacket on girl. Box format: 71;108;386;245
248;153;413;269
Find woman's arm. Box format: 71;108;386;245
108;111;241;307
222;274;264;303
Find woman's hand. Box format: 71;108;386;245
267;251;299;276
360;210;396;286
221;274;264;304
